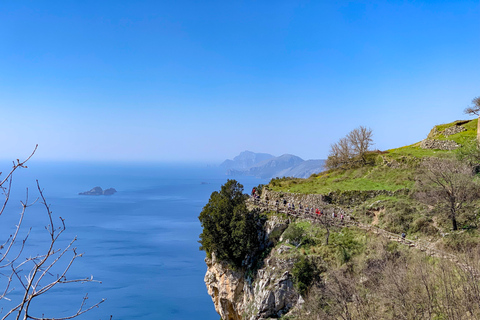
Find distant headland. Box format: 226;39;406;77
79;187;117;196
220;150;325;179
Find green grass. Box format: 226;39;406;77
269;119;477;194
386;119;476;158
386;143;451;158
434;118;476;133
270;164;414;194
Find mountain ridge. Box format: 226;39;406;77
221;151;324;179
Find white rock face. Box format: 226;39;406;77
204;218;301;320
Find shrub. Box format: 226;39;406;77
292;256;316;296
282;223;305;247
198;180;260;268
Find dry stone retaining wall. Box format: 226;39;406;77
262;188;409;207
443;125;466;136
420;139;460;150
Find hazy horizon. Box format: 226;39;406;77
1;1;479;162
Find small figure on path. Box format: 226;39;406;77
401;232;406;240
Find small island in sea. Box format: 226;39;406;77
79;186;117;196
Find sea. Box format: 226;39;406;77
0;161;267;320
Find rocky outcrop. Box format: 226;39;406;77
426;120;470;139
420;139;460;150
79;187;117;195
204;217;301;320
205;255;245;320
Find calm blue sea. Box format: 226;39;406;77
0;161;267;320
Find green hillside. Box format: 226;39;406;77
269;118;478;195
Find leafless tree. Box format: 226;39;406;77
325;138;353;170
325;126;373;170
0;146;105;319
347;126;373;164
416;158;480;231
464;96;480;141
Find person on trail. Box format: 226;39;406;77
340;214;344;222
320;210;323;216
283;199;287;207
315;208;320;216
252;187;256;197
401;232;406;240
332;211;336;219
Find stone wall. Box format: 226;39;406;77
443;125;466;136
262;188;409;207
420;139;460;151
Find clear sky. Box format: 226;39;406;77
1;0;479;163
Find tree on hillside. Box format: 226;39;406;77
0;147;104;319
416;158;480;231
325;126;373;170
347;126;373;164
456;138;480;170
198;180;260;268
326;138;351;170
464;96;480;141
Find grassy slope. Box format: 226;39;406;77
262;119;480;319
269;118;477;194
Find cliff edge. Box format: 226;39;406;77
203;214;302;320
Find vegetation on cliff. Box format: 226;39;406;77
263;118;480;319
200;117;480;319
198;179;261;268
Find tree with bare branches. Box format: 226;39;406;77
0;146;104;319
464;96;480;141
325;137;353;170
347;126;373;164
416;158;480;231
325;126;373;170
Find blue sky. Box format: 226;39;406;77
1;0;479;163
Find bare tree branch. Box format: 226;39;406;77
0;147;105;319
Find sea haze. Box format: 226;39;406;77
0;161;267;320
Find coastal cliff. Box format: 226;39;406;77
201;119;480;319
203;214;303;320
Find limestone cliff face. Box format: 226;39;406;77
204;217;302;320
205;255;245;320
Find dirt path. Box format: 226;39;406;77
248;198;463;266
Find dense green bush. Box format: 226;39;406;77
292;256;316;296
282;223;305;247
198;180;260;268
329;229;364;264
